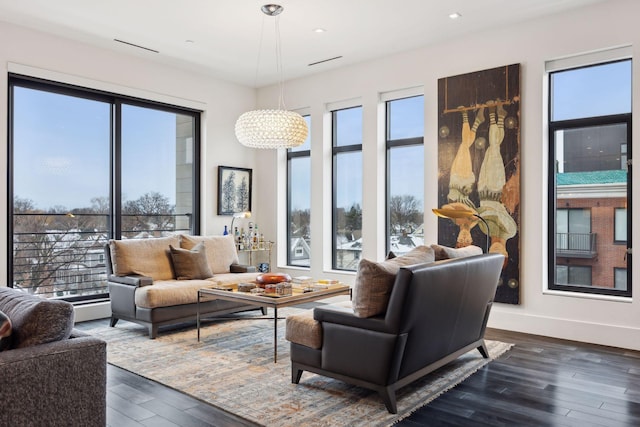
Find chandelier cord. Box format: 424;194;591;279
275;15;286;110
253;15;266;89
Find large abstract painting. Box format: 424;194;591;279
437;64;521;304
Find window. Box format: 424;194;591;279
386;95;424;255
614;208;627;243
556;208;592;253
615;268;627;290
287;115;311;267
9;75;200;302
556;265;592;286
548;57;631;297
332;106;363;271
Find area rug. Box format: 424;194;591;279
87;309;512;427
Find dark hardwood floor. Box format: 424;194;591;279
82;319;640;427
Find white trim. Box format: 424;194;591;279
8;62;207;111
73;301;111;323
557;183;627;198
545;45;632;72
542;289;632;303
379;86;424;102
489;308;639;351
325;97;362;112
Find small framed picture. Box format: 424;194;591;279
217;166;252;215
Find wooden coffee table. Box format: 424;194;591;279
197;284;351;363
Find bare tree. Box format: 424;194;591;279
389;195;421;234
221;171;236;213
236;176;249;212
122;192;175;237
12;197;96;295
290;208;310;238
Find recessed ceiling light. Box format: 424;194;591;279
185;40;195;43
449;12;462;19
313;28;326;33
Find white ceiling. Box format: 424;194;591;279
0;0;606;88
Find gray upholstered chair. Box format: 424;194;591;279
286;254;504;413
0;287;107;426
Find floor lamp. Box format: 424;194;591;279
432;208;490;253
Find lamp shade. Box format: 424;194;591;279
432;208;475;219
235;109;308;149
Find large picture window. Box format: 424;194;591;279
287;115;311;267
332;106;363;271
386;95;424;255
548;57;631;297
9;75;200;301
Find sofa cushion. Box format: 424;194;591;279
431;244;483;260
110;236;180;281
0;288;74;349
0;309;12;351
181;235;239;274
352;245;435;318
286;310;322;349
134;279;217;309
169;242;213;280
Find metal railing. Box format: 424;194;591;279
556;232;597;257
11;212;191;300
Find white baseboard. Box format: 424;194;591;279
488;310;640;351
73;301;111;323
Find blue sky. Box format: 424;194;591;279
290;98;425;211
552;60;631;120
13;87;179;210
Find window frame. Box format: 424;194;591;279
547;60;632;298
384;95;424;254
8;74;202;303
286;115;311;267
331;106;363;271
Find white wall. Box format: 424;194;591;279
0;21;258;318
256;0;640;350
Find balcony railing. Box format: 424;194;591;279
556;232;597;258
12;212;191;300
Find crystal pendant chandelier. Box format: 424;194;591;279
235;4;308;149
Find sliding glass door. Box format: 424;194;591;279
9;76;200;301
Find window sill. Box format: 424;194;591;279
543;288;632;303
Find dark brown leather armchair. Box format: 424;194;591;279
289;253;504;413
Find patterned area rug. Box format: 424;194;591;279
87;308;512;427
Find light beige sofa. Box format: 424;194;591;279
106;234;264;338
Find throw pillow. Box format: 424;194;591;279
431;244;483;261
180;235;240;274
169;242;213;280
0;288;74;349
0;310;12;351
352;245;435;318
109;235;180;280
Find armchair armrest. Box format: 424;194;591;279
108;274;153;287
0;330;106;426
314;305;394;334
230;264;257;273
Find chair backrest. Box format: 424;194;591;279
384;253;504;377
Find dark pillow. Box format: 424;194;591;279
0;288;74;349
431;244;483;261
0;310;12;351
169;242;213;280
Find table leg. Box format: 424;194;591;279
197;291;201;342
274;306;278;363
